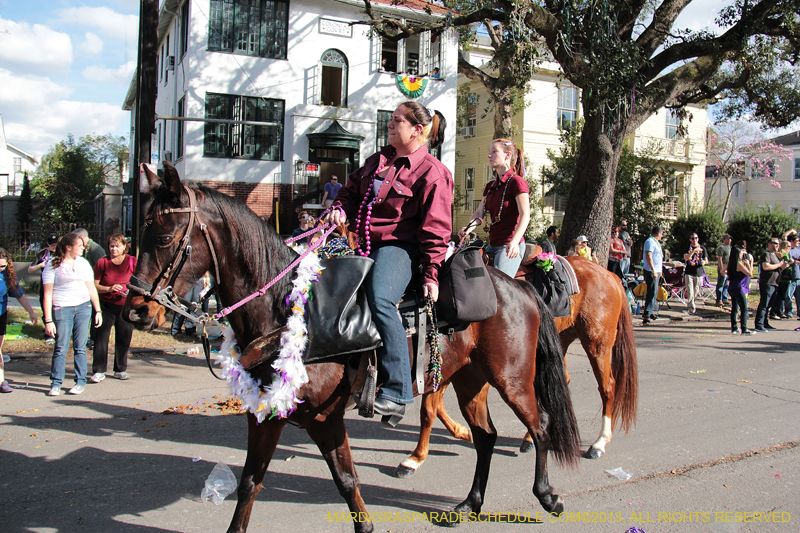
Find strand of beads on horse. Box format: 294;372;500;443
217;252;322;421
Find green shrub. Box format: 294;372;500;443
665;206;727;259
726;205;798;257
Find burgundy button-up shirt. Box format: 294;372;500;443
482;169;529;247
334;145;453;286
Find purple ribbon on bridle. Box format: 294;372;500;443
212;221;338;321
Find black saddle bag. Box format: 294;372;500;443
304;256;382;363
437;240;498;323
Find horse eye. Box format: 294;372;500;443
156;235;173;247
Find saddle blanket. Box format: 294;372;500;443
518;255;579;318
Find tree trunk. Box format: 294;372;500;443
721;178;735;223
558;113;625;264
493;89;515;139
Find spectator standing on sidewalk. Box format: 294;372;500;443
71;228;104;350
0;248;39;392
90;233;137;383
43;233;103;396
608;227;627;279
642;226;664;325
787;233;800;318
683;233;708;314
321;176;342;208
715;233;732;309
28;232;59;345
728;241;754;335
754;238;787;333
770;239;794;320
71;228;105;267
619;221;633;276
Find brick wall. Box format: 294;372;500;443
194;181;304;235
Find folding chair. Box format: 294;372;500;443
661;264;686;308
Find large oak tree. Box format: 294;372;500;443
362;0;800;259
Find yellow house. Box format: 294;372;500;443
454;39;708;238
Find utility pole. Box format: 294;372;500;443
131;0;158;255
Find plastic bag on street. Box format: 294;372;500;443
604;467;633;481
201;462;238;505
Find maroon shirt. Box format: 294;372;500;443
482;170;529;246
94;255;137;305
334;145;453;285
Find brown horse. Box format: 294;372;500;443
396;256;638;477
124;163;580;533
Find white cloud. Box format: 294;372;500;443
55;7;139;41
0;67;128;159
674;0;731;34
82;60;136;84
0;16;73;74
78;32;104;56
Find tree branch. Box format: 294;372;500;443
642;0;788;79
636;0;693;57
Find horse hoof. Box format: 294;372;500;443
584;446;604;459
519;440;534;454
395;464;417;478
550;497;564;516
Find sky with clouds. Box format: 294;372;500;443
0;0;138;160
0;0;789;161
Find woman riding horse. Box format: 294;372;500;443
124;162;579;533
324;101;450;424
459;138;530;278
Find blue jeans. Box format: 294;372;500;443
786;280;798;316
771;280;797;316
366;243;418;405
715;274;729;304
50;301;92;388
755;283;777;329
486;241;525;279
729;290;748;332
643;270;659;318
620;258;630;277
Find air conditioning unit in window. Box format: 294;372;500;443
460;126;475;138
167;56;175;71
163;151;173;162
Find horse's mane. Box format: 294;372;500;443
152;181;297;321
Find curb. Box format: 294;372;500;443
5;346;204;361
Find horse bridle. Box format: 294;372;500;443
127;185;222;325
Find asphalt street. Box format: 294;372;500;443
2;313;799;533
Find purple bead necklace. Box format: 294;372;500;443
354;156;392;256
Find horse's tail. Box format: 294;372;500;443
611;300;638;433
531;289;581;467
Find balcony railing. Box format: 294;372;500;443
662;196;679;218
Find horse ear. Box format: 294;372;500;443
161;161;184;198
139;164;162;195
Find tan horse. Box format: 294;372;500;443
396;256;638;477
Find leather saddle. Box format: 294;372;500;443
233;272;466;423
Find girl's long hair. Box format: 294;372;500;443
727;240;747;275
492;138;525;177
0;248;20;295
51;233;82;269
